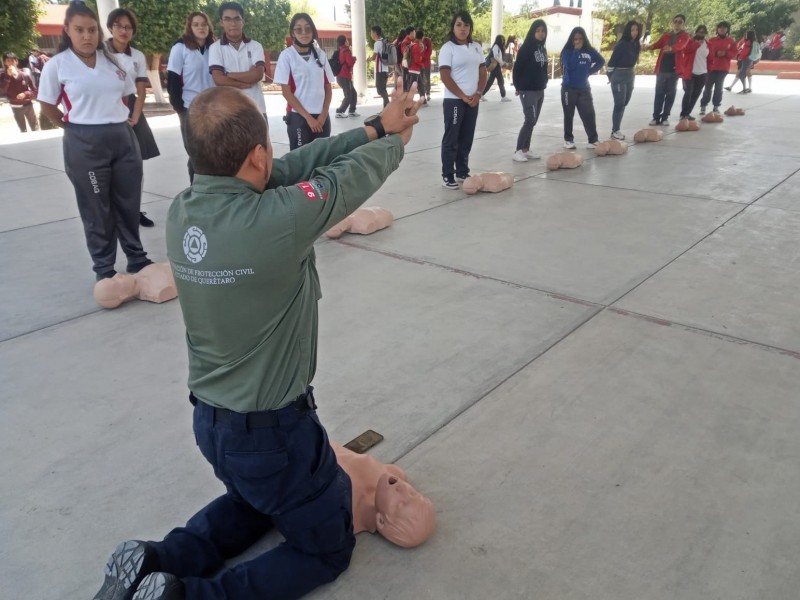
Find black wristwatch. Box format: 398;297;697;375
364;113;386;139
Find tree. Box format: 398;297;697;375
0;0;41;59
361;0;470;46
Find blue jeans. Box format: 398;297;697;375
150;391;355;600
653;71;679;121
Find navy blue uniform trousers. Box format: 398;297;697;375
150;391;355;600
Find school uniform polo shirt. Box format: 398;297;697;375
274;45;335;115
106;42;149;86
38;49;134;124
373;39;389;73
438;40;484;100
167;41;214;109
208;34;267;113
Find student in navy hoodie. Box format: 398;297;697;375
606;20;641;140
560;27;604;149
512;19;549;162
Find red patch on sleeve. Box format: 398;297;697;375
296;181;317;200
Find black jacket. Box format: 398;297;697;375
512;42;548;91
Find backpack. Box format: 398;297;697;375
382;39;398;66
749;40;761;62
329;48;342;76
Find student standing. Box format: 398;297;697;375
678;25;709;120
208;1;267;117
726;30;757;93
334;35;358;118
274;13;334;150
438;10;487;189
700;21;738;115
404;30;425;97
560;27;604;149
38;2;151;283
644;14;690;126
0;52;39;132
606;21;640;139
482;35;511;101
106;7;159;228
167;11;216;182
512;19;548;162
420;29;433;102
370;25;390;106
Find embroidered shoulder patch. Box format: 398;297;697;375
296;180;328;201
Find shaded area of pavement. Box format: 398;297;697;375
2;75;800;600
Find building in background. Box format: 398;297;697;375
526;5;604;51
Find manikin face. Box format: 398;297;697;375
374;472;435;547
221;9;244;41
631;24;639;39
66;15;99;56
292;18;314;45
110;15;134;47
573;32;585;49
191;16;210;44
452;17;470;43
535;26;546;42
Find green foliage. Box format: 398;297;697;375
0;0;41;58
202;0;291;52
125;0;199;56
361;0;469;48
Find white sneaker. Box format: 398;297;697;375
500;97;512;102
524;151;541;160
586;142;599;149
348;112;360;118
335;112;347;119
611;131;626;141
480;96;487;102
512;150;529;162
563;140;577;150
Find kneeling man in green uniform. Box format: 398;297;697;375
91;84;422;600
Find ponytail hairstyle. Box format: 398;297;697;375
289;13;323;68
59;1;126;74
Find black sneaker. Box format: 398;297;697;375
93;541;159;600
699;106;706;116
126;259;154;274
724;86;732;92
139;212;154;227
132;573;184;600
441;175;458;190
686;115;696;121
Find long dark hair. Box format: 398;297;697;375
621;20;641;43
182;11;215;50
523;19;547;48
446;10;473;45
492;34;506;52
58;2;105;53
562;27;595;55
289;13;323;68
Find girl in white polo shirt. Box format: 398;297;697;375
274;13;335;150
438;10;487;189
38;2;152;284
167;11;216;182
106;7;159;228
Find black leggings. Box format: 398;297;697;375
482;64;506;97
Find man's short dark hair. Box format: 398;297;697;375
3;52;19;62
219;2;244;18
187;88;267;177
371;25;382;36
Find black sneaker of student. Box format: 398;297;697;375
139;212;154;227
127;259;154;274
441;175;458;190
93;540;159;600
699;106;706;116
131;573;185;600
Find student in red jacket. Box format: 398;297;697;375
643;14;690;126
334;34;358;117
678;25;709;120
419;29;433;103
700;21;738;114
404;30;425;98
726;30;757;94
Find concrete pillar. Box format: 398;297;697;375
490;0;504;45
96;0;119;38
350;0;367;102
579;0;595;45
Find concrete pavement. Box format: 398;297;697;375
2;75;800;600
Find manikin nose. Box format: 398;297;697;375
388;477;398;485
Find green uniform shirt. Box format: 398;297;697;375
166;128;404;412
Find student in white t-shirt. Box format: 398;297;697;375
38;2;152;287
274;13;335;150
168;11;216;182
370;25;390;107
105;7;159;228
438;10;487;190
208;2;267;116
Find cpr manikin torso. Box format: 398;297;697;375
331;442;435;548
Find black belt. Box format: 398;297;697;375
190;387;316;429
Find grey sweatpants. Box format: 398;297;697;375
516;90;544;151
63;122;148;278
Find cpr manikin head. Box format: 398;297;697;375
462;172;514;195
374;472;436;548
93;263;177;309
326;207;393;239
